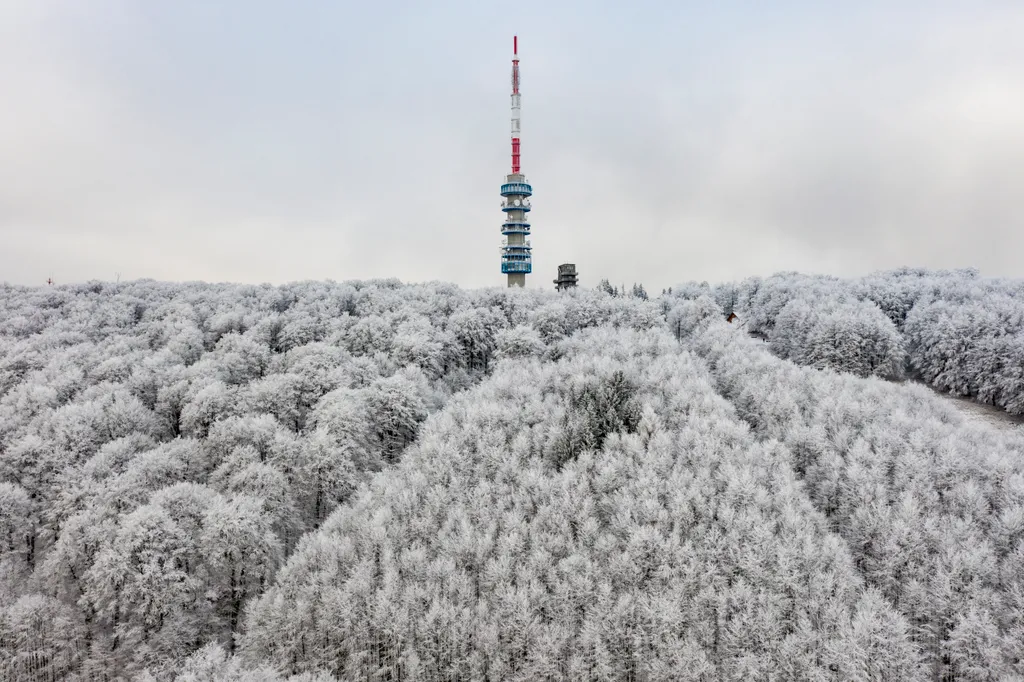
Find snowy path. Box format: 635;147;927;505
926;386;1024;431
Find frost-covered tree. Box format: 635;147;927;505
81;504;196;660
770;298;818;363
295;428;359;526
0;594;86;681
494;324;546;361
804;301;906;379
0;482;33;568
665;294;723;340
201;495;283;648
170;642;334;681
364;374;429;463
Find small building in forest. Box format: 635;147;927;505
554;264;578;291
726;312;738;323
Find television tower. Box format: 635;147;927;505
500;35;532;287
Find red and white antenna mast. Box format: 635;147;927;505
511;35;521;174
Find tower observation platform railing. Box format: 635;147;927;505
501;220;531;233
500;183;532;197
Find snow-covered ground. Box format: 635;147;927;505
928;386;1024;431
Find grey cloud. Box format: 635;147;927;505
1;1;1022;292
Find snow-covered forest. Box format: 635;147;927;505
1;272;1023;680
709;268;1024;413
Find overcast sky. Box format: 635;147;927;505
2;1;1023;292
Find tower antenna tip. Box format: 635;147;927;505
514;35;517;55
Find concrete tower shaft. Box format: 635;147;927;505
501;174;531;286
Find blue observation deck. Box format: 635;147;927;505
501;257;532;274
500;182;533;197
501;203;531;212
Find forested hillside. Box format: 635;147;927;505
701;268;1024;414
1;274;1022;680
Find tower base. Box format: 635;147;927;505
507;273;526;288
